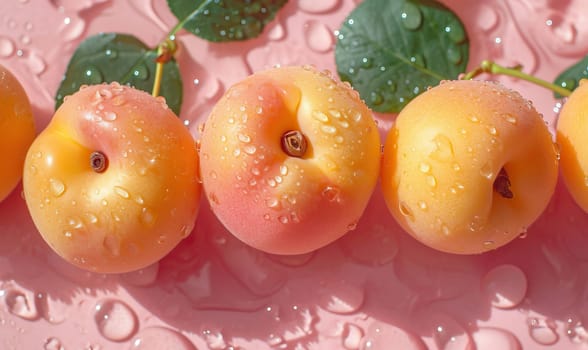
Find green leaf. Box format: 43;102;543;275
335;0;469;113
55;33;183;115
167;0;287;42
553;55;588;98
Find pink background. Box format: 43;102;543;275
1;0;588;349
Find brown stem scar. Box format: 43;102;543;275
494;167;513;199
281;130;308;158
90;151;108;173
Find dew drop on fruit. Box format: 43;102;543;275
49;178;66;197
400;2;423;30
398;201;414;221
140;207;156;227
321;125;337;134
104;111;117;121
426;175;437;188
266;197;280;209
430;134;454;161
503;113;518;124
479;163;494;180
322;186;341;202
312;110;329;122
238;133;251;143
243;145;257;155
103;235;121;256
419;162;431;173
94;299;138;342
113;186;130;199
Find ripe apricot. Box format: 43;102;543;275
199;66;381;255
557;79;588;213
381;80;558;254
23;83;201;273
0;64;35;202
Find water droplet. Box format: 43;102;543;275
447;47;462;64
409;54;425;68
44;337;64;350
312;110;329;122
481;264;527;309
114;186;130;199
559;78;577;91
304;20;334;53
321;125;337;134
129;326;197;350
322;186;341;202
426;175;437;188
361;57;373;69
417;201;428;211
140;207;156;227
103;235;121;256
238;133;251;143
546;14;577;44
444;24;466;44
49;178;66;197
419;162;431;173
399;201;414;221
528;318;559;345
370;91;384;105
243;145;257;155
3;288;38;320
105;48;118;59
104;111;117;121
430;134;454;161
95;299;138;342
480;163;494;180
266;197;280;209
84;66;104;84
0;36;15;57
299;0;340;13
132;64;149;80
400;2;423;30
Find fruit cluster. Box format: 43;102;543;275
1;63;584;273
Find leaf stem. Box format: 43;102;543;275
462;60;572;97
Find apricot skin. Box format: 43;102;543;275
381;80;558;254
199;66;381;255
557;80;588;213
0;65;36;202
23;83;201;273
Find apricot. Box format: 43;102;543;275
199;66;381;255
0;64;36;202
23;83;201;273
557;79;588;213
381;80;558;254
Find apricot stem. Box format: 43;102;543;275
462;60;572;97
151;2;209;97
281;130;308;158
152;38;177;97
90;151;108;173
493;167;513;199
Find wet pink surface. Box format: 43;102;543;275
1;0;588;349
